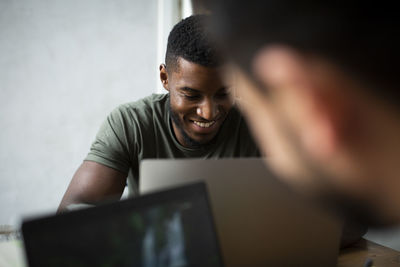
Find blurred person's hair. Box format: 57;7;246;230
209;1;399;104
165;14;222;72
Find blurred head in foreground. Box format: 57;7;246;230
209;1;400;226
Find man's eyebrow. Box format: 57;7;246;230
180;87;200;94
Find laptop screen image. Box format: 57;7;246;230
22;182;223;267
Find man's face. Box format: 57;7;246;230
161;57;234;148
229;47;400;226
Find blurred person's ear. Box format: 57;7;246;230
251;46;357;163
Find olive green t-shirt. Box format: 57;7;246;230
85;93;260;194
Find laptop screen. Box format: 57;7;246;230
22;182;223;267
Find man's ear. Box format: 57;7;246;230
159;64;169;91
252;46;354;161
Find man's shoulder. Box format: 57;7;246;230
110;93;168;120
118;93;168;112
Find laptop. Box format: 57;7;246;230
22;182;223;267
140;158;342;266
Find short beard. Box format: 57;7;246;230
168;101;203;149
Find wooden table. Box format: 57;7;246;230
1;233;400;267
338;239;400;266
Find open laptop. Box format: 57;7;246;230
140;158;342;267
22;182;223;267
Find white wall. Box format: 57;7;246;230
0;0;158;225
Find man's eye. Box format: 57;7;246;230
184;94;200;100
216;92;228;99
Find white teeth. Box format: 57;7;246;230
193;120;215;128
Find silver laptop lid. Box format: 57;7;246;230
140;158;341;267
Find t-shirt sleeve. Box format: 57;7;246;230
85;106;138;174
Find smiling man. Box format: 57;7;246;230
58;15;259;211
162;56;232;148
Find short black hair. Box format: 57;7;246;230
165;14;221;72
209;1;400;103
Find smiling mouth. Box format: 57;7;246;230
192;120;216;128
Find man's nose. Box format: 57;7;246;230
197;99;219;120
